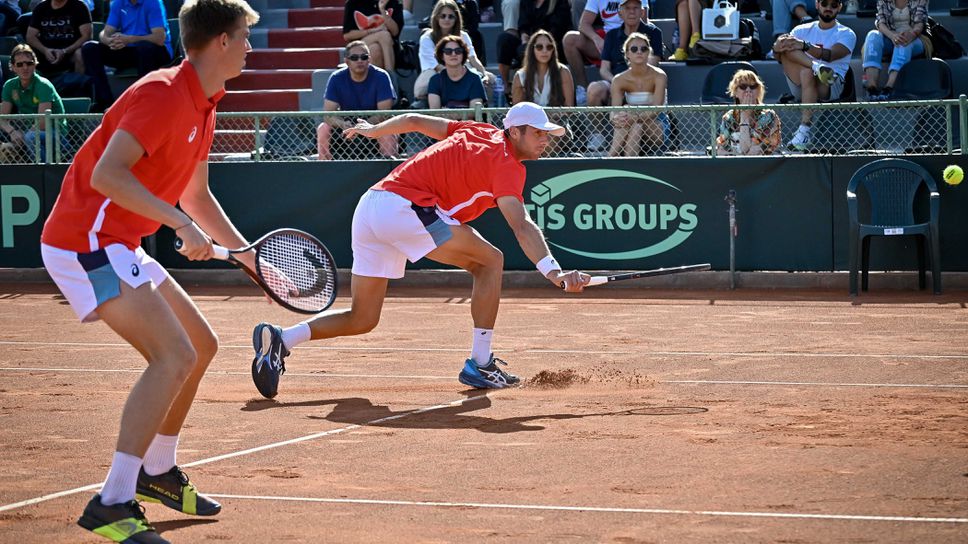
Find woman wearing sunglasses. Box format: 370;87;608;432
861;0;928;100
0;44;66;163
511;30;574;155
496;0;573;96
608;33;666;157
715;70;781;156
415;0;493;102
428;35;486;110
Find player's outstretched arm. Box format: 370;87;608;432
496;196;589;292
345;113;450;141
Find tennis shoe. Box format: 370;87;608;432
816;66;835;87
77;494;169;543
136;466;221;516
252;322;289;399
458;355;520;389
787;125;812;152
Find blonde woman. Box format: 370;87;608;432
715;70;781;155
415;0;492;100
609;33;666;157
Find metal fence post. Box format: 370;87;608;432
960;95;967;155
709;106;718;158
253;115;262;162
44;109;53;164
474;103;483;123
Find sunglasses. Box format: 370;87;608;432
438;13;456;19
533;43;554;51
737;83;759;90
14;60;36;67
442;47;464;55
627;45;649;54
346;53;369;61
819;0;841;7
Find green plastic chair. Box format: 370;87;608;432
847;158;941;295
61;97;92;113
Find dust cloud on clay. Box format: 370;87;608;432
524;364;656;389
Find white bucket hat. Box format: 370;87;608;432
502;102;566;136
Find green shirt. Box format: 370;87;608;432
2;74;66;131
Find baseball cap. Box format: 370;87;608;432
502;102;566;136
619;0;643;6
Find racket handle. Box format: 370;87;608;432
586;276;608;287
173;237;230;261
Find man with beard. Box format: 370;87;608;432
772;0;856;151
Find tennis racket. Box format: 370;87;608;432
581;263;711;287
175;228;337;314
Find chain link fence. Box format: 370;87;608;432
1;100;964;164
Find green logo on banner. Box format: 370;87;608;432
525;169;698;260
2;185;41;248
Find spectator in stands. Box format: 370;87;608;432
415;0;493;101
81;0;173;112
861;0;928;99
773;0;855;151
317;41;397;160
586;0;660;107
428;34;486;108
771;0;817;54
452;0;486;64
0;0;21;37
0;44;66;163
670;0;705;61
26;0;92;79
495;0;573;90
715;69;781;155
608;33;665;156
562;0;623;104
342;0;404;72
511;30;573;154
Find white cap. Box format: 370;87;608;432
502;102;566;136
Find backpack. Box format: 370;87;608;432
924;17;965;60
394;40;420;72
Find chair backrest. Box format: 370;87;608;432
846;158;939;227
889;58;953;100
61;97;92;113
0;36;19;56
699;61;757;105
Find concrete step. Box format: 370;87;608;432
245;47;341;69
309;0;344;8
267;26;344;48
288;7;344;27
220;89;306;111
228;69;315;90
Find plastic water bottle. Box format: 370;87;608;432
846;0;857;13
493;76;506;107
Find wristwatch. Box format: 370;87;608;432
802;41;812;52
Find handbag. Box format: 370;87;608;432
702;1;740;41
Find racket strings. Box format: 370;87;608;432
257;233;336;312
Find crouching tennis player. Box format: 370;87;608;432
251;102;589;398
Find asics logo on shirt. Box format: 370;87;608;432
130;264;140;277
188;126;198;143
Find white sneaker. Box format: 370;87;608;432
575;85;587;106
586;132;606;151
787;125;812;151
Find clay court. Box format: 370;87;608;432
0;282;966;543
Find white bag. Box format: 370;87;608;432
702;1;740;41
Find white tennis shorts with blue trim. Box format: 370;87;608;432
41;243;169;322
351;189;458;279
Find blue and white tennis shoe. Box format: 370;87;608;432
458;355;520;389
252;322;289;398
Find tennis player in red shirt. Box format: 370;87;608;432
40;1;260;542
251;102;590;398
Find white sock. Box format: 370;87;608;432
99;451;143;505
471;328;493;367
142;434;178;476
281;322;311;351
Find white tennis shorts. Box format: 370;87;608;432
351;189;458;279
41;243;169;322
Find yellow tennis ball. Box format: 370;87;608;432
943;165;963;186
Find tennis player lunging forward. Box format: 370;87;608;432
251;102;589;398
39;1;259;542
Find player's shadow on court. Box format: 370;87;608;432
153;518;219;536
243;391;707;434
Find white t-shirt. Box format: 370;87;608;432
791;21;857;78
583;0;622;33
418;30;479;72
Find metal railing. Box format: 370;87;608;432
1;97;965;164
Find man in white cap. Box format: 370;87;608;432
249;102;589;395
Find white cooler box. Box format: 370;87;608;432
702;1;740;41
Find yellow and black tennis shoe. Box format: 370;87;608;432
136;466;221;516
77;494;169;543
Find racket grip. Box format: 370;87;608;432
586;276;608;287
173;237;230;261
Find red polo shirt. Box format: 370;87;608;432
42;60;224;252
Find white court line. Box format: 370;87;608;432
203;493;968;524
0;393;489;514
2;340;968;360
1;367;966;389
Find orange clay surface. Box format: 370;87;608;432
0;283;966;543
